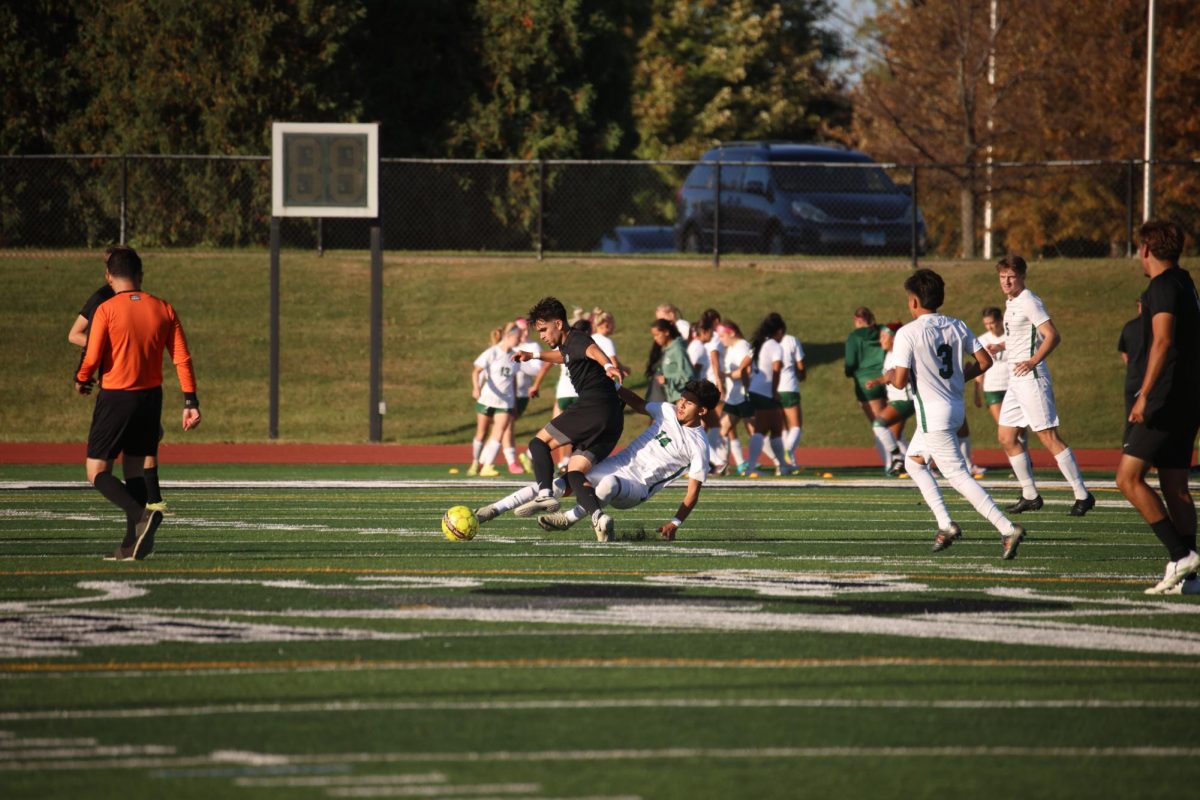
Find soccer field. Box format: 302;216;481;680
3;466;1200;799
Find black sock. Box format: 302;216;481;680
125;476;147;506
144;467;162;504
566;470;600;516
529;438;554;493
95;472;142;546
1150;518;1190;562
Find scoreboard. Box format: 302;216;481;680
271;122;379;218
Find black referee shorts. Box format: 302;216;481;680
545;397;624;465
1123;415;1200;470
87;387;163;461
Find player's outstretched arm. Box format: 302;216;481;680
659;479;702;541
584;343;621;384
616;386;649;416
514;348;563;365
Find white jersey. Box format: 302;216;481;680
891;314;982;433
778;334;805;393
977;330;1009;392
1003;288;1052;382
557;332;617;399
674;319;691;340
687;338;707;380
883;350;911;403
474;345;517;409
514;342;542;398
703;338;725;386
748;338;783;397
597;402;709;496
722;339;752;405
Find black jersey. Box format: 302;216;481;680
1117;315;1143;412
80;285;116;322
1139;267;1200;420
560;329;617;402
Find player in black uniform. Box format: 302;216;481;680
507;297;625;538
1115;220;1200;594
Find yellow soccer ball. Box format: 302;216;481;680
441;505;479;541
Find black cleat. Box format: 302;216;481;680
1068;493;1096;517
931;522;962;553
133;508;162;560
1005;495;1043;514
1001;524;1026;560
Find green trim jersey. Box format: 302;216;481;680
598;402;710;494
977;330;1009;392
778;334;805;393
882;350;911;404
891;314;982;433
1003;289;1051;383
474;345;517;409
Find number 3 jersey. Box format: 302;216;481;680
595;402;710;497
891;314;982;433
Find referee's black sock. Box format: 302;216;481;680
143;467;162;504
94;471;143;546
125;476;148;506
529;438;554;493
1149;518;1190;562
565;470;600;517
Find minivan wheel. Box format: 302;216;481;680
682;226;703;254
764;227;785;255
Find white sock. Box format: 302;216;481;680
905;455;953;530
503;447;517;466
565;505;586;523
944;468;1015;535
747;433;764;472
958;436;973;470
872;432;889;467
769;436;786;468
707;428;727;465
472;439;483;461
873;423;898;457
897;437;908;455
784;427;802;463
479;440;501;466
1008;451;1038;499
492;484;538;514
729;437;745;467
1055;448;1089;500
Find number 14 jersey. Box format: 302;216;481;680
891;314;982;433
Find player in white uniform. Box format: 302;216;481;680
692;309;727;470
718;321;754;474
994;256;1094;516
890;269;1026;558
504;318;542;474
476;380;719;542
745;313;790;476
777;325;806;468
470;325;523;476
973;307;1009;424
865;322;912;475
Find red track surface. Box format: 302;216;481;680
0;442;1124;470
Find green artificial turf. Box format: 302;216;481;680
2;467;1199;798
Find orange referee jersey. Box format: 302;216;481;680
77;290;197;393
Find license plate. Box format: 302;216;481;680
861;231;886;247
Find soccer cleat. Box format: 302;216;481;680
1005;495;1043;514
514;493;560;518
1068;492;1096;517
931;522;962;553
537;512;575;531
475;504;499;524
133;508;163;560
466;463;479;477
1163;575;1200;595
478;464;501;477
507;462;524;475
778;463;796;477
103;544;136;562
145;501;168;513
518;452;534;473
735;463;749;477
888;455;905;476
1001;524;1026;560
592;511;615;542
1145;551;1200;595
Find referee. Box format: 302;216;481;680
75;246;201;561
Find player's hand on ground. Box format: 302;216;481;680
74;379;93;395
658;522;677;541
182;408;201;431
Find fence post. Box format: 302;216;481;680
536;158;545;261
713;161;721;270
120;155;128;245
910;165;919;269
368;220;384;442
1126;160;1136;257
317;218;324;257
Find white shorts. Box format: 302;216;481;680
587;461;651;510
907;429;970;480
998;375;1060;432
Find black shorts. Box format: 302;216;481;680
87;387;163;461
1123;416;1200;469
545;397;624;464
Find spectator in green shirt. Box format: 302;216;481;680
651;318;692;402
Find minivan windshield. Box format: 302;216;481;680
770;164;896;194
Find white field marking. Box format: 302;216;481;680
4;745;1200;772
643;570;931;598
236;772;447;788
211;749;294;765
327;782;541;798
7;697;1200;724
0;737;98;747
0;744;176;760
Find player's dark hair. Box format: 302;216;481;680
104;245;142;279
650;318;680;340
996;254;1028;276
1138;219;1185;262
903;268;945;311
695;308;721;333
527;296;567;325
751;312;786;361
854;306;875;326
719;319;743;338
570;318;592;334
982;306;1002;321
684;379;721;412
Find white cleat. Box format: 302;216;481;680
1146;551;1200;595
475;504;499;524
592;511;615;542
537;512;575;531
514;493;560;518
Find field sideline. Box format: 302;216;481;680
3;463;1200;798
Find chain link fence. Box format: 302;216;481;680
2;153;1198;260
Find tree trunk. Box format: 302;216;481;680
959;182;976;259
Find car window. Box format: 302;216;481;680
743;164;771;192
772;164;896;194
719;164;746;191
685;164;715;189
